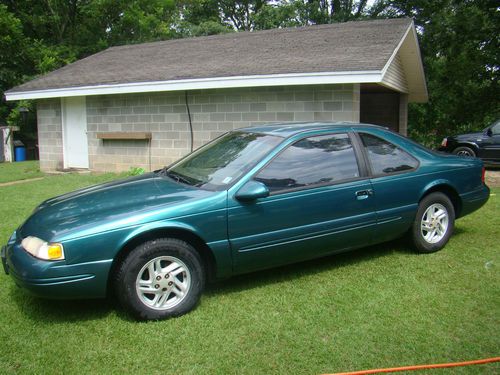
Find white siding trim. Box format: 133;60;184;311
6;71;382;101
381;54;409;93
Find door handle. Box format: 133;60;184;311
355;189;373;200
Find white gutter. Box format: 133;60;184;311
5;71;383;101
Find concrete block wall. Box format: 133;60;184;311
86;84;360;172
36;99;64;171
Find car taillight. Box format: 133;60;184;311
441;138;448;147
481;167;486;184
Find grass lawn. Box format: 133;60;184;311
0;169;498;374
0;161;44;184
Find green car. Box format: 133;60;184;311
1;123;489;320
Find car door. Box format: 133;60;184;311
356;131;421;243
227;132;377;274
480;121;500;161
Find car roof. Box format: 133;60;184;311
239;122;386;137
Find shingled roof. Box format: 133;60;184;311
5;18;427;102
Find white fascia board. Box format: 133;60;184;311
5;71;382;101
381;21;428;102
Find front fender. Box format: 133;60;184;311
119;221;203;249
116;219;233;279
455;141;479;152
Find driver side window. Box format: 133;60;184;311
254;133;360;193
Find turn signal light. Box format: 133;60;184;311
47;244;64;259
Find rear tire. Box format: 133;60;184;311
411;192;455;253
453;146;476;157
115;238;205;320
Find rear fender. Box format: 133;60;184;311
419;179;461;216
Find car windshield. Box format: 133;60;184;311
486;119;500;134
164;131;283;191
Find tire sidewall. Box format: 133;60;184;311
412;192;455;253
453;146;476;157
117;238;205;320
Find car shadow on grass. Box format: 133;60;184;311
8;287;115;323
10;234;461;323
205;237;414;297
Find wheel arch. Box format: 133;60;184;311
453;142;479;154
107;226;217;297
419;182;462;218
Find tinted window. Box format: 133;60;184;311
255;133;360;192
360;133;418;175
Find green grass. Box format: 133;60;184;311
0;173;498;374
0;161;44;184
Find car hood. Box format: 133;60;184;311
452;132;484;141
18;173;217;241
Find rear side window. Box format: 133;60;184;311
360;133;418;175
255;133;360;192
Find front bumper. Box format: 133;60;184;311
3;239;112;299
1;245;8;274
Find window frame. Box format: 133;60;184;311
250;131;369;196
353;131;420;178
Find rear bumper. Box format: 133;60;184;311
459;184;490;218
3;239;112;299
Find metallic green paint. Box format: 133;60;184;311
2;123;490;300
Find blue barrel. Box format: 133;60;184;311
15;147;26;162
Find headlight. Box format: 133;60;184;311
21;236;65;261
441;138;448;147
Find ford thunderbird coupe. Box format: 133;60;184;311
2;123;490;320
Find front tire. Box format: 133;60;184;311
453;146;476;157
411;192;455;253
115;238;205;320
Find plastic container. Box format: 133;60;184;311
14;146;26;162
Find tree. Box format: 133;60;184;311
0;4;34;123
172;0;233;36
383;0;499;144
0;0;498;148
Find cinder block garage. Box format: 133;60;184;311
5;18;427;172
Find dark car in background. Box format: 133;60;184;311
439;120;500;165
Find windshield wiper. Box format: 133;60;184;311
163;170;194;186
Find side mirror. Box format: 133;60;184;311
235;180;269;201
486;128;493;137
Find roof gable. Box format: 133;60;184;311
5;18;427;102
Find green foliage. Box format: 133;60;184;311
127;166;145;176
0;0;498;144
0;4;34;123
384;0;499;145
6;100;34;127
0;160;43;184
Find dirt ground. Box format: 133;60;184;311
485;169;500;187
